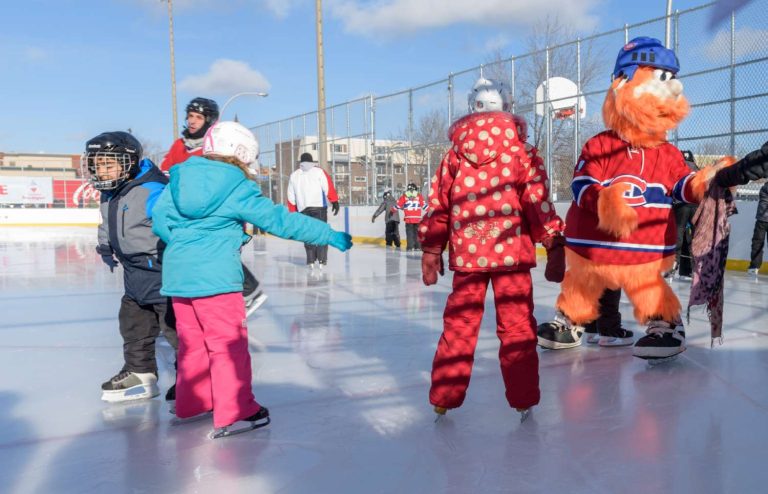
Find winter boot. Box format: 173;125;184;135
633;319;686;359
537;312;584;350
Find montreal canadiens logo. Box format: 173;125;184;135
613;175;647;206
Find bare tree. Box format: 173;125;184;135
483;16;605;199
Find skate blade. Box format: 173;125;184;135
598;337;634;347
517;408;531;423
209;417;271;439
633;346;686;361
245;294;268;318
170;411;213;426
101;385;159;403
433;406;447;423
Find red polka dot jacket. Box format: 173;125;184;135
418;111;564;272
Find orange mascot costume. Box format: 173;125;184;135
536;37;715;361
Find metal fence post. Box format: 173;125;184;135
371;94;377;204
545;46;553;195
510;57;516;113
278;122;283;204
346;103;352;205
407;89;413;188
575;38;581;177
447;73;454;125
730;11;737;156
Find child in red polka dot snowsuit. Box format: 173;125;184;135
419;110;566;418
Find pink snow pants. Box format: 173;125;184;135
172;292;262;428
430;270;540;410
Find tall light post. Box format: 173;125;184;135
220;91;269;118
166;0;179;140
315;0;329;172
665;0;673;47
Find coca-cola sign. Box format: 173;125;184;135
72;182;100;206
52;180;101;207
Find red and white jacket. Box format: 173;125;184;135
286;164;339;212
419;112;564;272
566;131;696;264
395;193;427;224
160;138;202;172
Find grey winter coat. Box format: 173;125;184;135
372;196;399;223
98;159;168;305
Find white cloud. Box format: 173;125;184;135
704;27;768;61
261;0;305;18
327;0;600;37
179;59;271;95
483;34;510;54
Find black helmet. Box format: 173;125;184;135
184;97;220;139
186;97;219;123
406;182;418;192
382;189;392;199
81;131;143;191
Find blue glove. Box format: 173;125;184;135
329;231;353;252
101;254;119;272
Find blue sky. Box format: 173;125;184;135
0;0;739;154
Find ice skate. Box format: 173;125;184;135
633;319;686;360
537;312;584;350
209;406;270;439
748;268;759;282
598;328;634;347
165;384;177;412
433;406;448;423
101;371;159;403
516;407;531;423
244;290;268;318
584;321;600;345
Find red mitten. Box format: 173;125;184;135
542;235;566;283
422;251;444;286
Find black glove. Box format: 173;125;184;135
331;201;340;216
715;141;768;187
96;245;118;273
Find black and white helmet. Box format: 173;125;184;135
81;132;142;191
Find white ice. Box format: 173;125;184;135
1;228;768;494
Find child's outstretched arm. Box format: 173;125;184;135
235;181;352;251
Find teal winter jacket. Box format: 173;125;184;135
152;156;336;297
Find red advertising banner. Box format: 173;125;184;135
52;180;101;208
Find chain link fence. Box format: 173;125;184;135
250;1;768;205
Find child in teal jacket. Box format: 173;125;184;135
152;121;352;438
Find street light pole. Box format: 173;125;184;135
315;0;329;172
166;0;179;141
220;91;269;118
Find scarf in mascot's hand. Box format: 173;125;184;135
688;181;737;345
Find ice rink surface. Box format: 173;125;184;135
2;228;768;494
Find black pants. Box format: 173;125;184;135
301;207;329;264
674;203;697;277
584;288;622;334
119;295;177;374
385;221;401;247
243;263;259;296
405;223;421;250
750;220;768;269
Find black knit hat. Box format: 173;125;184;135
299;152;314;163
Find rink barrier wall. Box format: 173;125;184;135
3;204;766;272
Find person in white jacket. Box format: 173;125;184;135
287;152;341;268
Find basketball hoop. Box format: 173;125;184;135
535;77;587;120
554;108;576;120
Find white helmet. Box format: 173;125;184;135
203;121;259;164
468;77;512;113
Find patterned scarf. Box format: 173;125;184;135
687;183;737;346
